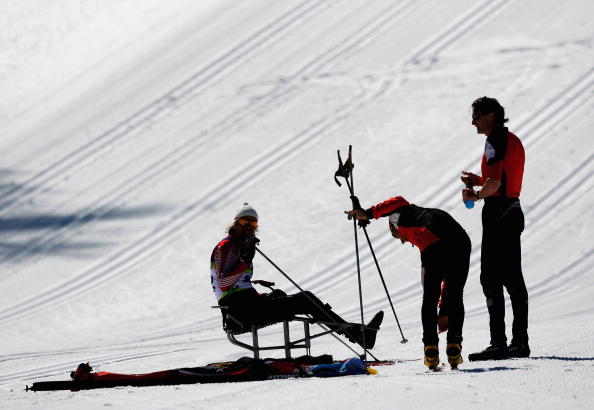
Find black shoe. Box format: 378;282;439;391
508;343;530;358
347;311;384;349
468;344;509;361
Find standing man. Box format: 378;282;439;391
347;196;470;369
462;96;530;361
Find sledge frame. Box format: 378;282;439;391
215;306;353;359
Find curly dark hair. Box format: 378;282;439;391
226;222;259;235
472;96;508;126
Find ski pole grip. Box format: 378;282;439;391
349;195;370;227
350;195;363;210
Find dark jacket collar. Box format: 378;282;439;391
487;126;508;142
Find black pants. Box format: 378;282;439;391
421;230;471;346
481;197;528;346
219;288;349;332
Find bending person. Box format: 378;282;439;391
347;196;470;369
210;203;384;350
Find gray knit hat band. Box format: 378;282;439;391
234;202;258;220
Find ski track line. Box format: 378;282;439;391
0;74;391;325
529;246;594;300
0;0;419;269
405;0;513;65
0;332;220;367
0;0;328;215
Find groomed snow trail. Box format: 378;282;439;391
1;1;593;409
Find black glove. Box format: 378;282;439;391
266;289;287;299
252;279;275;288
239;236;260;264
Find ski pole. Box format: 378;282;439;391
360;228;408;343
254;246;378;361
333;145;369;362
335;145;408;344
348;160;368;362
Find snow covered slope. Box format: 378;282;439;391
1;0;593;408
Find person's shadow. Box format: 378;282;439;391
456;356;594;373
530;356;594;361
0;168;167;262
458;366;520;373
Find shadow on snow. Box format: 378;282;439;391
530;356;594;362
458;366;522;373
0;205;169;261
0;168;167;263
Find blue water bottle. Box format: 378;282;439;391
464;184;474;209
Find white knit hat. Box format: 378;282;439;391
234;202;258;220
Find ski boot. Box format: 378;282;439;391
424;345;440;370
346;311;384;349
446;343;463;369
468;344;509;361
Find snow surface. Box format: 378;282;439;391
1;0;593;408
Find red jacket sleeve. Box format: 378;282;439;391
370;196;411;219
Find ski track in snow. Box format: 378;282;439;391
1;1;593;408
3;0;590;343
306;67;594;307
0;0;330;215
148;64;594;339
0;0;531;329
0;0;411;269
0;0;466;324
405;0;514;65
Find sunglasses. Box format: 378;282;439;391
236;218;258;228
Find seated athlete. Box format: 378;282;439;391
347;196;470;369
210;202;384;349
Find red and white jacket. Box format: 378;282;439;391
210;235;254;301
